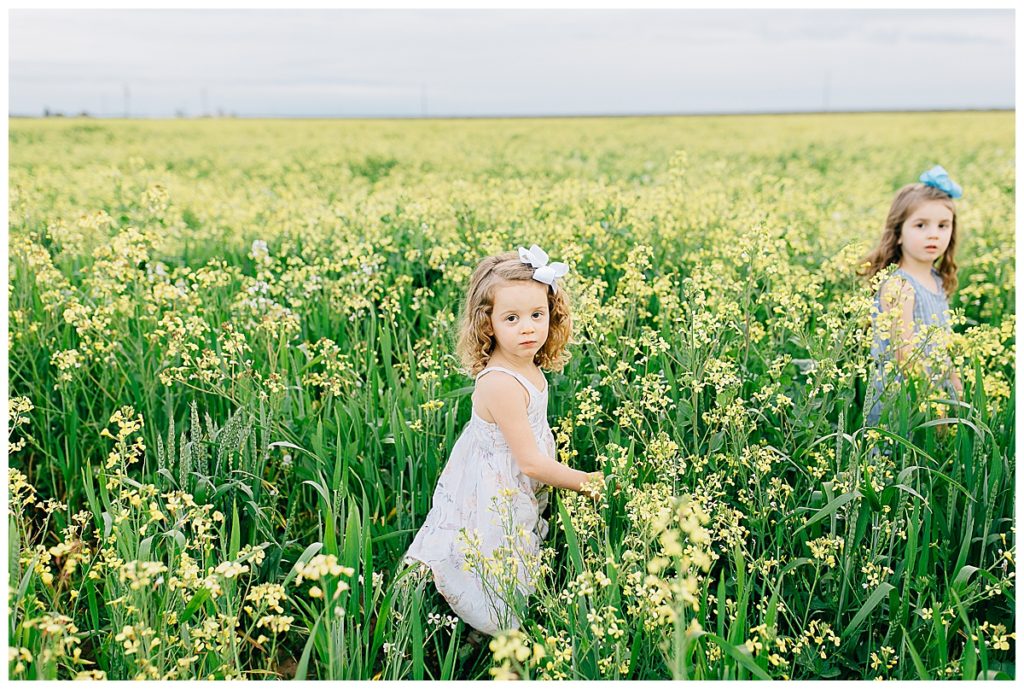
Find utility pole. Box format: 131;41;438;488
822;70;831;112
123;83;130;118
201;87;208;116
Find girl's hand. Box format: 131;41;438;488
950;368;964;397
581;471;604;503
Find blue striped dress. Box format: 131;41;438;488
864;267;956;426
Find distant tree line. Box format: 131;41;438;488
38;107;239;118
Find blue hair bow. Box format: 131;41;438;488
919;165;963;199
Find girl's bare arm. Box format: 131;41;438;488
475;375;601;495
878;277;916;365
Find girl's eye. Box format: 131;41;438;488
506;316;516;322
533;312;542;318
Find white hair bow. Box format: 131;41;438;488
518;244;569;294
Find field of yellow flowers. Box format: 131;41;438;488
8;112;1015;679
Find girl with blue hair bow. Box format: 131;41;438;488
859;165;965;427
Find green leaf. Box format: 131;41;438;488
269;440;305;451
179;587;211;625
695;631;771;680
440;385;475;399
85;578;100;634
766;558;812;631
371;562;420;658
302;477;331;506
860;473;882;512
961;628;977;680
793;491;859;536
138;535;154;561
15;551;40;600
294;615;322;681
977;670;1012;680
842;582;895;639
412;579;424;680
556;494;584;574
440;619;463;680
167;529;187;551
229;499;241;561
80;463;102;529
914;416;981;436
953;507;974;576
952;565;978;590
343;502;361;567
899;501;920;629
728;543;751;647
902;626;930;680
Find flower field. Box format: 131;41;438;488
7;112;1015;679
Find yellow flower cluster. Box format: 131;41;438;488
100;405;146;472
860;561;895;590
791;619;841;660
294;554;356;584
118;560;168;590
9;467;37;511
806;535;844;569
488;628;547;680
971;621;1016;652
20;612;86;671
245;582;288;615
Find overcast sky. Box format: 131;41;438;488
8;9;1015;118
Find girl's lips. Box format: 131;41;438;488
520;340;537;346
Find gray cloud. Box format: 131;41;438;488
9;9;1014;117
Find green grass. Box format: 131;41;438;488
7;112;1015;679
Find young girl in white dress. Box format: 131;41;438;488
402;244;603;637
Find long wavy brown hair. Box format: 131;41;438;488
455;251;573;376
859;183;959;294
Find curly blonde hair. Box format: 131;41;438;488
859;183;959;294
455;251;573;376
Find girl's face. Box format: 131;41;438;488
489;280;550;361
899;200;954;267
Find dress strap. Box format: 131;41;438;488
475;366;545;398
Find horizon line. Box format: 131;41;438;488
8;106;1016;121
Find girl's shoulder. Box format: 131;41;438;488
900;267;946;298
474;365;549;408
471;368;535;425
473;366;533;402
475;365;546;390
877;271;915;310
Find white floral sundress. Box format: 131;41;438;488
403;365;553;636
